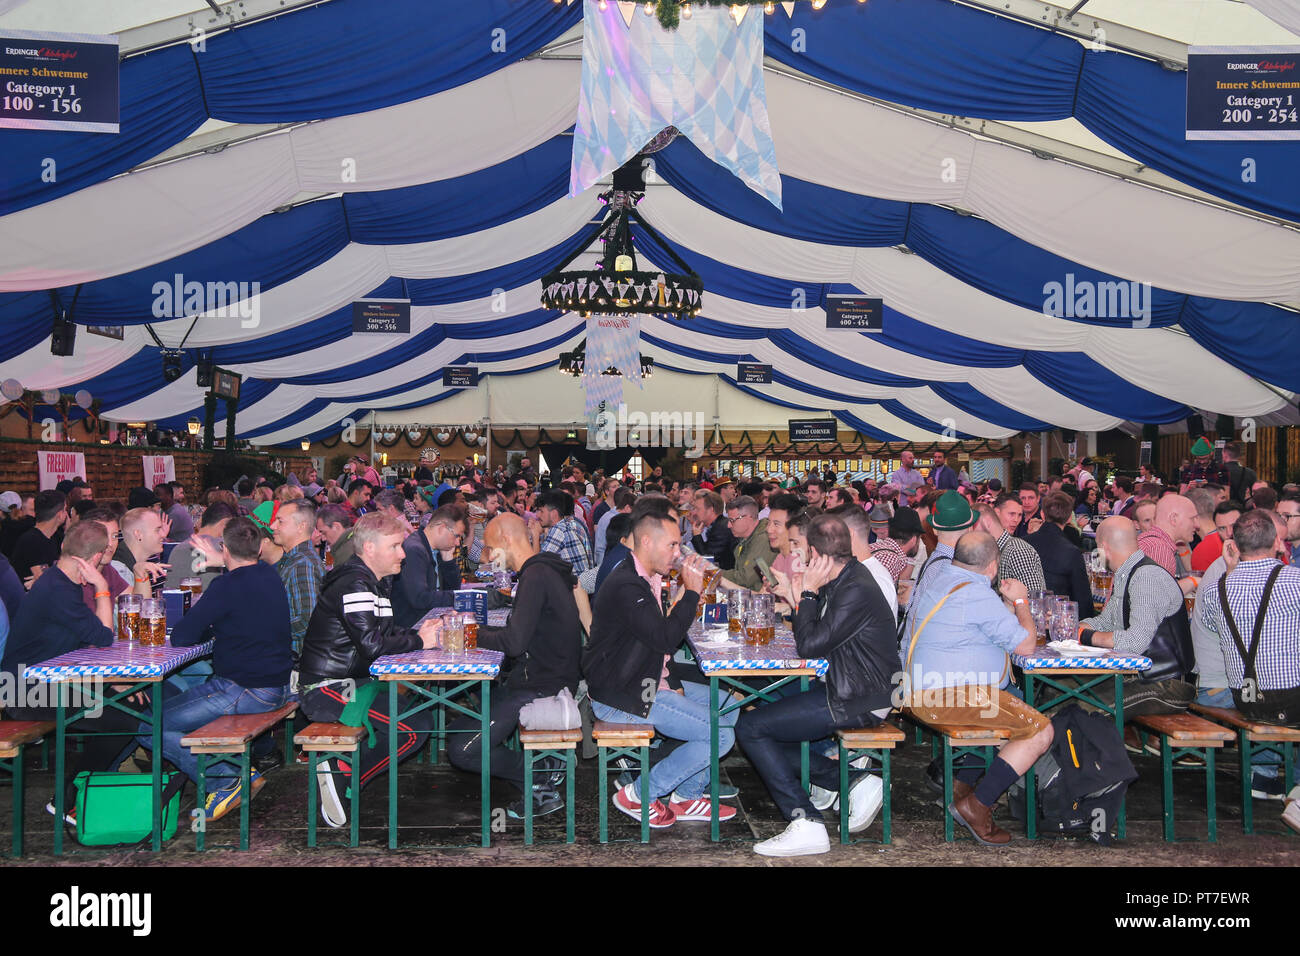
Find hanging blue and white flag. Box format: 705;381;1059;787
571;0;782;209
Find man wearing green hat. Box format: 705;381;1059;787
900;491;976;619
1179;436;1229;495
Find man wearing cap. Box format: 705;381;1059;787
0;492;34;560
869;508;924;585
1179;437;1230;495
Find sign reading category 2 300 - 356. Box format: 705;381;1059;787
1;29;119;133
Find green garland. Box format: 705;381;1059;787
650;1;798;31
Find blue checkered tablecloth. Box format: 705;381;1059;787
487;608;510;628
1013;653;1151;671
370;646;504;677
687;623;829;678
24;640;214;681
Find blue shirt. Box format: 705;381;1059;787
3;565;113;675
172;562;292;689
904;561;1027;690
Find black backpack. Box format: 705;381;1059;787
1008;705;1138;845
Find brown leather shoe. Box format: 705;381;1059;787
949;791;1011;846
952;780;973;803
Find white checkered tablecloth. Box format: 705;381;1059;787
687;624;829;678
1013;654;1151;671
370;646;504;677
24;641;214;681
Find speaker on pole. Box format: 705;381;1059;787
50;315;77;356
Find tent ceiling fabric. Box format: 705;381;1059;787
2;0;1297;443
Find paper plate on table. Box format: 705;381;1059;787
1046;640;1108;658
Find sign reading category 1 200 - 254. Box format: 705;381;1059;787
442;367;479;387
0;30;119;133
1187;46;1300;140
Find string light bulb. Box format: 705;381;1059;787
765;2;775;12
680;2;691;17
812;0;827;8
644;1;655;14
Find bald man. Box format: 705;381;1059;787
445;512;587;821
1140;494;1198;595
1078;517;1195;715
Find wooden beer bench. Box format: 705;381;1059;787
295;722;365;848
835;722;905;845
593;721;655;844
0;721;55;857
519;728;581;845
1132;712;1233;843
903;709;1011;842
180;701;298;850
1190;703;1300;835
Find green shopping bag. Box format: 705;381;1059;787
72;771;181;846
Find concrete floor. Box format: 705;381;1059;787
4;731;1298;867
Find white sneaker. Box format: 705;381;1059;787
808;784;839;811
317;758;348;829
849;754;875;770
1283;788;1300;836
847;773;884;834
753;817;831;857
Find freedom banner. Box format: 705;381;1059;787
37;449;85;490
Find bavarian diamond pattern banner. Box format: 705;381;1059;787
571;0;782;209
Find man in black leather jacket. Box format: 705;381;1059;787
299;512;439;828
739;513;898;857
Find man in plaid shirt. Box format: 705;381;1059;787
265;499;325;662
537;489;594;575
1198;509;1300;826
975;500;1045;594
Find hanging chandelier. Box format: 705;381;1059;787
558;338;655;378
541;144;702;322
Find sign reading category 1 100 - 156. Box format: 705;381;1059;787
0;29;119;133
1187;46;1300;140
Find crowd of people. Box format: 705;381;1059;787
1;438;1298;851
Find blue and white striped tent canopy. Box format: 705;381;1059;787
1;0;1298;444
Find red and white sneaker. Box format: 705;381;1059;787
668;793;737;822
612;783;677;828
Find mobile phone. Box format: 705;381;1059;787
755;556;778;590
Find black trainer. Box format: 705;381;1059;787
507;785;564;820
253;746;285;774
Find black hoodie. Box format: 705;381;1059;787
478;551;581;696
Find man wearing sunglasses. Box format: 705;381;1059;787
392;504;465;626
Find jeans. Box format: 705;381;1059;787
591;682;736;800
1197;687;1292;782
166;658;213;695
737;689;871;823
446;685;549;795
137;676;290;790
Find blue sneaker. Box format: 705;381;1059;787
192;771;265;823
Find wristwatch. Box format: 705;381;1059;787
800;590;819;602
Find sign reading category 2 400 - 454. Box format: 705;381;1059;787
1;29;119;133
1187;46;1300;140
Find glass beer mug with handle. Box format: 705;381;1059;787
116;593;142;643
